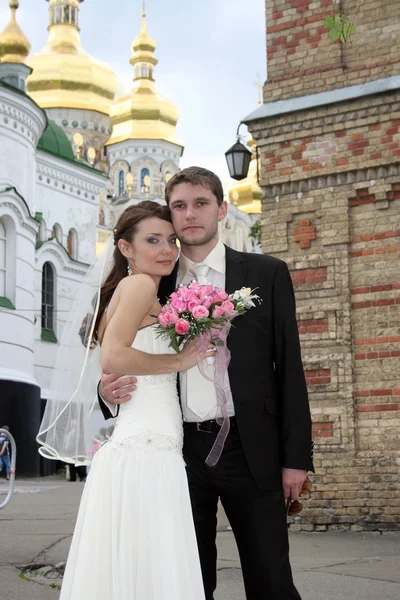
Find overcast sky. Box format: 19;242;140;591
0;0;266;185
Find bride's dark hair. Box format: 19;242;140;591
79;201;172;347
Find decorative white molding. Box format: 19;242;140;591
0;86;46;145
36;242;89;278
0;197;38;236
36;153;106;201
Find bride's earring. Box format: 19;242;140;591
127;262;133;276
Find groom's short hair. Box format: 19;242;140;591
165;166;224;207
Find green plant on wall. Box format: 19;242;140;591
249;220;261;247
324;0;361;43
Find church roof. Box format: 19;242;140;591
26;0;117;115
37;120;75;161
37;119;107;177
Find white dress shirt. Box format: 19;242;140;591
178;241;235;422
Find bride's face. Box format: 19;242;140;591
121;217;178;277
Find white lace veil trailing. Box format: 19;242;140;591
37;237;115;465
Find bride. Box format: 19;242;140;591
39;201;212;599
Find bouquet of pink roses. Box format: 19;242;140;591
156;281;260;352
156;281;260;464
156;281;260;467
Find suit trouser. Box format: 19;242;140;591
183;424;301;600
69;464;86;482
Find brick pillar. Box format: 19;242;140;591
245;0;400;530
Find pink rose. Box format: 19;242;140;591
188;281;201;291
175;318;190;335
191;305;210;320
171;298;187;313
221;300;235;312
157;313;168;328
186;289;198;302
188;298;201;311
212;305;225;318
178;286;194;301
163;310;179;325
221;300;236;318
202;296;214;309
199;285;215;299
216;290;229;302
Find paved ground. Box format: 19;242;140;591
1;476;400;599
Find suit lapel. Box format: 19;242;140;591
225;246;247;356
225;245;247;295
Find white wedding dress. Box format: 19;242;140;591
60;325;205;600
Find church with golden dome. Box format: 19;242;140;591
0;0;260;476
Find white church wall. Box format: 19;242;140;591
0;189;39;387
0;86;46;211
34;241;89;396
36;152;107;264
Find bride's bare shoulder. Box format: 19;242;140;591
117;274;157;298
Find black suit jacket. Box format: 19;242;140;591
100;245;314;489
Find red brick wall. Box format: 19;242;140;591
249;2;400;530
265;0;400;101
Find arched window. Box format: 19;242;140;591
67;229;78;259
52;223;63;244
141;65;148;77
41;262;55;334
140;168;150;194
0;219;6;298
119;170;125;196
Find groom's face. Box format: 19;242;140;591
169;183;227;247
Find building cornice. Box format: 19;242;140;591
243;75;400;124
0;83;47;146
36;152;106;202
261;163;400;199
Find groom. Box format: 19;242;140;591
99;167;314;599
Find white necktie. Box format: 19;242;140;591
183;263;215;419
188;264;210;285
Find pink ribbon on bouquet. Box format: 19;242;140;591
195;323;233;467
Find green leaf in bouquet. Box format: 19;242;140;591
170;337;181;353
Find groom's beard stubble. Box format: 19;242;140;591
179;225;219;248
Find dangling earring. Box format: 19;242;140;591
127;262;133;276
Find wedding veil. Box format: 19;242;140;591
37;238;115;465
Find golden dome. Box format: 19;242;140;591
0;1;31;64
106;8;181;147
26;0;117;115
228;137;262;214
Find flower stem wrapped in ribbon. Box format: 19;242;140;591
155;283;261;466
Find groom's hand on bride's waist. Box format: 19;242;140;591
100;373;137;405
